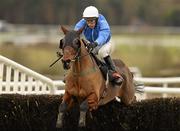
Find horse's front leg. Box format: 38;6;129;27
59;91;73;112
56;91;74;128
79;93;98;126
79;99;88;127
78;93;98;127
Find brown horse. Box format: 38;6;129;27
56;26;136;126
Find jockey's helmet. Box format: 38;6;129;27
83;6;99;18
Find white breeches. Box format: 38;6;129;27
98;41;113;59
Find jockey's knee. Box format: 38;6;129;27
98;49;109;58
98;42;111;58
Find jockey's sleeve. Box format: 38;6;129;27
74;19;86;31
95;19;111;46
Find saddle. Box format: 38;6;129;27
81;39;121;85
90;53;116;83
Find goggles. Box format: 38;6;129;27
85;18;97;23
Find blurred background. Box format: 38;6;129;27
0;0;180;80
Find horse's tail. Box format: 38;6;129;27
134;82;145;94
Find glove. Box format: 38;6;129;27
91;46;101;55
88;42;98;51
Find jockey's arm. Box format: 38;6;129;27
95;20;111;46
95;29;110;46
74;19;86;31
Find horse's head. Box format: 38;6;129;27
59;26;84;70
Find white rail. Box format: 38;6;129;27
143;87;180;94
0;55;56;94
134;77;180;84
134;77;180;99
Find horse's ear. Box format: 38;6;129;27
77;26;85;35
60;25;68;35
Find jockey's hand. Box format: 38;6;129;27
88;42;98;52
91;46;100;55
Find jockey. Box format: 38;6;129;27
74;6;123;85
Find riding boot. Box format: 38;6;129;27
104;56;123;85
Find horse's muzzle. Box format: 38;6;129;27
62;59;71;70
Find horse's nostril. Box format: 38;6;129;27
62;59;71;63
66;59;71;63
62;59;71;70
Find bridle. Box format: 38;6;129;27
61;39;94;70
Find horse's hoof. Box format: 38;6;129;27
59;101;68;112
56;112;63;128
88;111;93;119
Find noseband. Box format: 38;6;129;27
61;46;80;69
62;40;92;70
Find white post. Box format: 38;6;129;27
27;76;33;94
0;63;3;92
14;69;19;93
35;80;40;94
6;66;11;93
49;84;55;94
20;72;26;94
42;83;47;94
163;83;168;98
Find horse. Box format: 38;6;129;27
56;26;136;127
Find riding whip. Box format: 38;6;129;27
49;52;63;67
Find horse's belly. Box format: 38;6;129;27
67;87;87;98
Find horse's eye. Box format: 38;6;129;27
73;39;80;48
59;39;64;49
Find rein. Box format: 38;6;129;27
70;47;91;62
71;41;98;77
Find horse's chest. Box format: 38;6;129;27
66;81;89;98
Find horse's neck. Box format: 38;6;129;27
72;41;97;74
70;40;106;99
